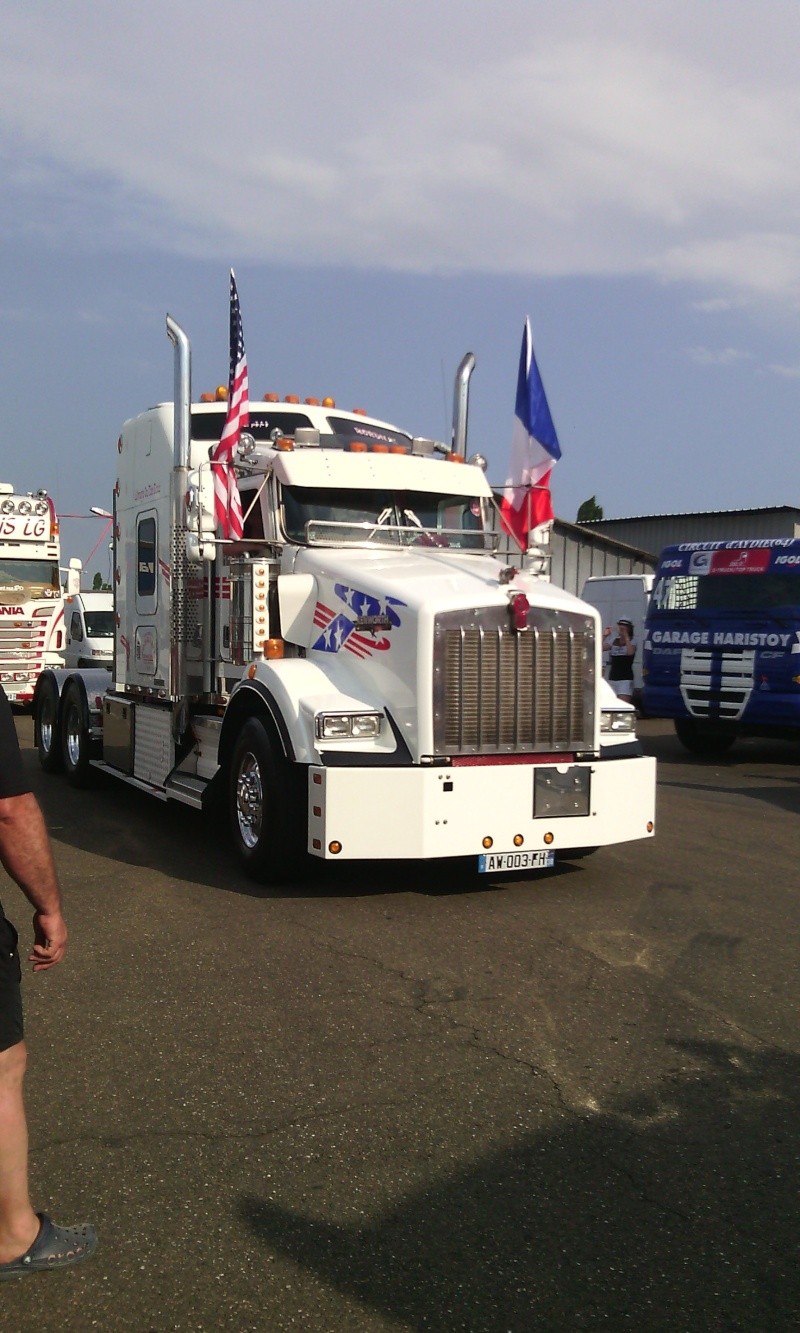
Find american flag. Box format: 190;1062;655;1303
211;270;248;539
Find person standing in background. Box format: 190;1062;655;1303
603;618;636;705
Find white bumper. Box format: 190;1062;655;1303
307;755;656;860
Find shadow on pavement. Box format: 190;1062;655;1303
239;1036;800;1329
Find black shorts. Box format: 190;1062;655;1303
0;912;23;1052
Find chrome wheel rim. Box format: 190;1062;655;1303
235;752;263;850
65;704;82;768
40;700;54;754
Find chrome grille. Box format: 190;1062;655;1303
433;607;594;754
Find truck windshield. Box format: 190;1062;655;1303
0;559;61;604
650;573;799;614
281;486;496;551
84;610;115;637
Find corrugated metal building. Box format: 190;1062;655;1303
581;505;800;554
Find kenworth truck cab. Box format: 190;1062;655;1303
34;316;656;881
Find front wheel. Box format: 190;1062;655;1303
60;682;95;786
229;717;305;882
674;717;736;757
35;677;63;773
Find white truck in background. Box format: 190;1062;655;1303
63;590;114;670
580;574;654;703
0;483;64;705
33;315;656;882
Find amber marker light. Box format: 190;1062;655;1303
200;392;215;402
390;445;409;455
275;437;294;452
352;407;367;415
322;396;336;408
285;394;300;404
215;385;228;400
543;832;554;845
347;441;368;452
447;453;466;463
264;392;280;402
304;397;320;406
513;834;524;847
647;821;654;833
482;836;493;849
264;639;284;660
247;665;257;680
371;443;389;453
329;841;343;855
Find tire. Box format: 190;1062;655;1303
36;677;63;774
60;682;95;786
228;717;305;882
674;717;736;757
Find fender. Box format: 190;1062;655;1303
221;657;405;769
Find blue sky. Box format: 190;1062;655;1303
1;0;798;577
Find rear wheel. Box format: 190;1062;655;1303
36;677;63;773
229;717;305;882
674;717;736;757
61;682;95;786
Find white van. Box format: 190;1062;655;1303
63;591;114;669
580;574;654;699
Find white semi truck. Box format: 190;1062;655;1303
33;316;656;881
0;484;64;705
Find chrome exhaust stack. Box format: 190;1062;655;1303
165;315;193;703
451;352;476;456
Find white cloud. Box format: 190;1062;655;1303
2;2;800;308
685;346;752;367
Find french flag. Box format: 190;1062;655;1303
499;318;562;549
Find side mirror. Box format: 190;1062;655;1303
66;557;82;596
186;465;217;562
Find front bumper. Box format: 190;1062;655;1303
306;754;656;860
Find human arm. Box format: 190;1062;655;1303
0;793;67;971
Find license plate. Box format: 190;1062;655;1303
478;849;555;873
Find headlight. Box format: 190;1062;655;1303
600;710;636;734
315;711;383;740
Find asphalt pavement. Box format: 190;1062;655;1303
3;715;799;1331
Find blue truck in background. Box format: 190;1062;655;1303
643;538;800;755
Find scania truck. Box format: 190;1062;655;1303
0;484;64;705
33;315;656;881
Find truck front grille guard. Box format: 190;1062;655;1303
433;608;595;755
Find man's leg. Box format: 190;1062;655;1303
0;1042;40;1263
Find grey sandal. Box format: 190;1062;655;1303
0;1213;97;1279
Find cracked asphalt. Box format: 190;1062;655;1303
3;715;800;1331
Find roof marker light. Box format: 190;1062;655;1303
285;394;300;404
264;393;280;403
347;441;368;453
322;396;336;408
215;385;228;401
304;397;320;406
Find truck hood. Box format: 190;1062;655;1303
284;546;596;760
